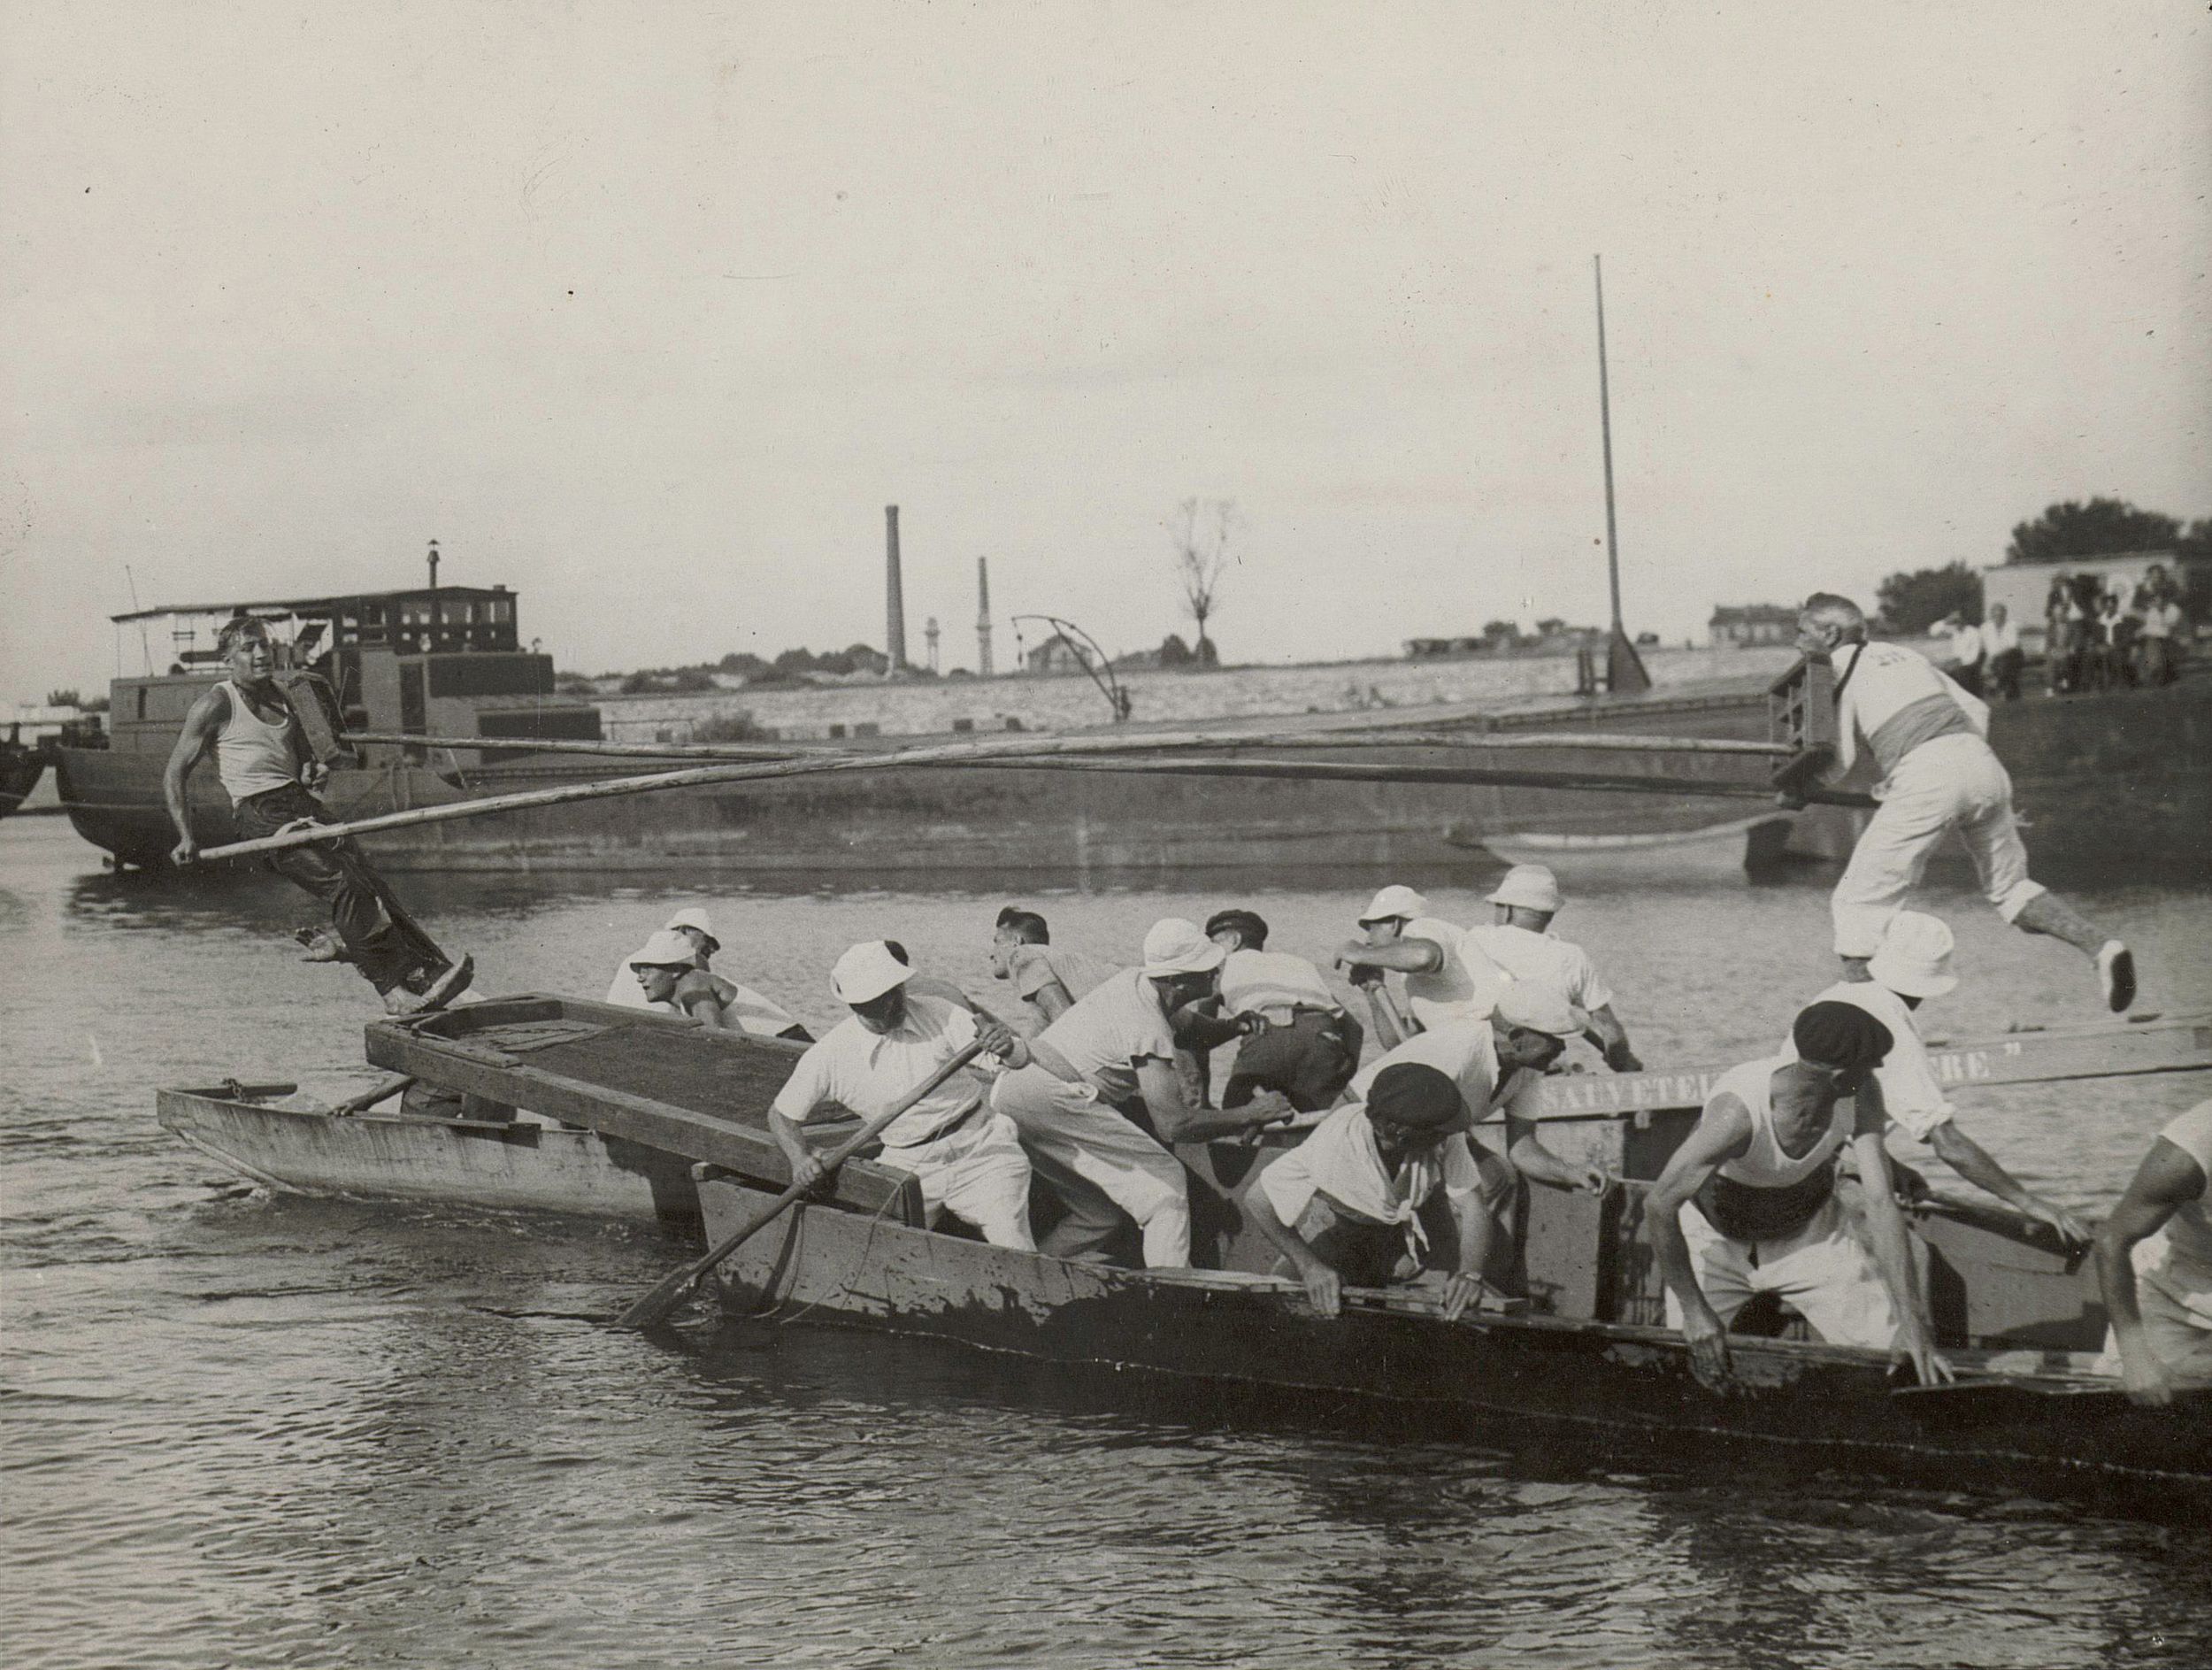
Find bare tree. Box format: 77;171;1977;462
1167;497;1235;666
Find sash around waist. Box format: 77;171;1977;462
1696;1165;1837;1243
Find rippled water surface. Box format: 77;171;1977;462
3;813;2208;1668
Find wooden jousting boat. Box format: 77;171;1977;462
161;995;2212;1519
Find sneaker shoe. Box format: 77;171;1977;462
2096;942;2136;1013
414;954;475;1012
382;983;428;1017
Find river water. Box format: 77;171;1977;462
2;812;2207;1669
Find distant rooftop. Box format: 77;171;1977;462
110;583;511;626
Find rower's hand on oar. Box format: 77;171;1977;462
972;1017;1021;1060
171;834;199;866
1571;1165;1610;1197
2026;1199;2093;1251
1297;1260;1343;1319
299;761;330;794
1240;1090;1297;1131
1682;1304;1732;1389
788;1152;830;1193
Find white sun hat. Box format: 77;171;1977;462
1142;918;1227;977
1490;979;1586;1041
1357;884;1429;925
629;928;700;970
1868;911;1959;999
830;940;915;1004
663;906;718;945
1486;864;1564;915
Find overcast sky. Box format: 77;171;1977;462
4;2;2208;699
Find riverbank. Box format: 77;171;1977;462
596;645;1801;743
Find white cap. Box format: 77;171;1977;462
1486;864;1563;915
831;941;915;1004
664;906;718;945
1868;911;1959;999
1491;980;1586;1041
1358;884;1429;925
629;928;700;970
1142;918;1227;978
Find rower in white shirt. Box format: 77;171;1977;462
1332;884;1508;1049
768;941;1035;1249
1783;911;2089;1247
608;909;810;1041
1245;1063;1496;1322
1793;592;2133;1012
1174;908;1364;1113
1463;865;1642;1072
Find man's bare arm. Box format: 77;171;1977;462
1503;1116;1608;1194
1332;937;1445;977
1134;1056;1276;1144
1849;1082;1952;1385
1586;1004;1642;1073
1647;1094;1755;1388
2094;1137;2204;1407
163;686;230;863
1927;1120;2090;1246
1242;1175;1341;1317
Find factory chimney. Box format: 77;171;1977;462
976;556;994;677
925;617;941;673
883;505;908;673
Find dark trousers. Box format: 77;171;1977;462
1222;1010;1364;1112
1987;648;2023;700
233;782;442;995
1951;660;1984;698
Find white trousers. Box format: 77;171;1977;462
878;1110;1035;1251
1831;732;2047;958
1665;1196;1901;1351
2096;1237;2212;1385
990;1065;1192;1268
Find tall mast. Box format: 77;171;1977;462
1593;256;1651;695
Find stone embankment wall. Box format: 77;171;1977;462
598;646;1800;744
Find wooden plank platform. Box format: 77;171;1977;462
364;995;926;1224
1523;1010;2212;1122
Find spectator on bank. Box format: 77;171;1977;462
2045;574;2085;695
1983;604;2024;701
2135;572;2186;688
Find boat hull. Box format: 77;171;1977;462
696;1174;2212;1520
157;1087;706;1230
54;663;2212;877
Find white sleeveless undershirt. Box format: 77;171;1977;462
1713;1054;1853;1189
213;681;300;801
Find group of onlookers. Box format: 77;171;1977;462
2033;564;2192;695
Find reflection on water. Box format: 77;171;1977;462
4;814;2209;1668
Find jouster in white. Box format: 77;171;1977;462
1795;593;2133;1012
1333;885;1509;1048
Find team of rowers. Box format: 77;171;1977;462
176;603;2205;1405
602;872;2209;1407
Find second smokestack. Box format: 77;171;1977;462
884;504;907;673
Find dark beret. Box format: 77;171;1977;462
1791;1000;1894;1073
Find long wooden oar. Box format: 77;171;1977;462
616;1037;988;1330
196;731;1865;863
344;726;1796;762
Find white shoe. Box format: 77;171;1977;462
2096;942;2136;1014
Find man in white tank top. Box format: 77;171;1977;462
2094;1099;2212;1406
1794;593;2132;1012
164;618;471;1014
1647;1000;1951;1389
